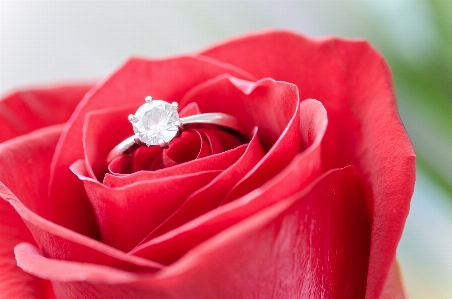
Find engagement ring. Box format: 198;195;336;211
107;96;246;163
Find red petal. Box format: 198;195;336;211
202;31;416;298
179;101;201;117
15;243;138;283
0;126;63;298
162;129;211;167
0;198;53;299
72;160;221;252
134;146;163;172
48;57;255;236
155;166;369;298
0;85;92;143
140;128;265;241
84;106;135;181
17;167;370;299
180;76;302;203
103;144;247;188
379;260;407;299
131;99;327;263
0;126;162;275
108;154;134;174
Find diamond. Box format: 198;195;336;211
130;99;180;146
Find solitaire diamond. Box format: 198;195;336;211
129;97;181;147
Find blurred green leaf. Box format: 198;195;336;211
429;0;452;67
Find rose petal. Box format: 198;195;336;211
0;126;64;298
133;146;163;172
162;130;211;167
84;106;135;181
103;144;247;188
201;128;242;154
379;260;407;299
131;99;327;263
180;75;301;203
0;126;162;274
141;128;264;241
178;101;202;117
17;166;370;299
180;103;243;153
202;31;416;298
108;154;135;174
48;56;256;237
10;196;162;271
71;160;222;252
148;166;370;298
15;243;138;284
0;198;53;299
180;76;299;150
0;85;92;143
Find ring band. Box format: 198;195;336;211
107;96;246;163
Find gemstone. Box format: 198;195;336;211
130;100;180;146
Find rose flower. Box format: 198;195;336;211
0;31;415;299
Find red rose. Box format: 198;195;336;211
0;31;414;299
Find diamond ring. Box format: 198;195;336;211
107;96;246;163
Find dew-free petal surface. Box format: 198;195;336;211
162;130;211;166
17;166;372;299
201;31;416;299
180;76;302;203
379;260;407;299
103;144;247;188
0;126;64;299
142;128;265;241
0;126;162;276
83;106;135;181
0;85;92;143
72;159;221;252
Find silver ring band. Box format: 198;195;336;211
106;97;246;163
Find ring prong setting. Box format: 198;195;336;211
130;97;181;147
108;98;246;164
158;140;169;148
128;114;138;123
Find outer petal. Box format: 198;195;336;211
379;260;407;299
201;31;416;299
0;85;92;142
17;167;370;299
71;160;221;252
48;56;256;238
0;126;64;298
180;76;302;203
0;125;163;277
15;243;138;284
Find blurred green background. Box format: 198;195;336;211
1;1;451;298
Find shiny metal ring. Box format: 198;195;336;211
107;96;245;163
